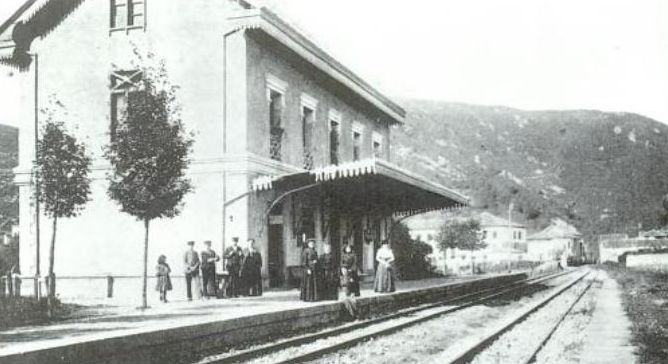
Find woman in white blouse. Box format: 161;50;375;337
374;240;396;293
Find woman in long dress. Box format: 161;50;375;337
374;241;395;293
317;244;339;300
341;244;360;297
300;239;319;302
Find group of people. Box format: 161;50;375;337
299;239;397;303
154;238;263;302
155;237;398;304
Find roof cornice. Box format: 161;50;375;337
227;8;406;124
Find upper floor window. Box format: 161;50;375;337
372;131;383;159
352;122;364;162
352;132;361;161
110;69;142;141
518;231;522;240
329;110;341;165
300;93;318;170
266;74;287;161
110;0;146;32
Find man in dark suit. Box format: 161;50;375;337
183;240;200;301
200;240;220;298
224;237;243;297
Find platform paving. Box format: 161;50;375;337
580;270;637;364
0;276;475;357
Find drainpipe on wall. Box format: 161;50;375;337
222;27;242;266
31;53;40;298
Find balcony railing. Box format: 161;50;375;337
269;126;284;161
303;150;314;170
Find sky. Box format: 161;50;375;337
1;0;667;124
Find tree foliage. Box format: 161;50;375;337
36;120;91;219
436;218;486;252
389;222;436;280
0;126;18;232
105;65;192;222
104;53;193;308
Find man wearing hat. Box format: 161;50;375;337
183;240;201;301
224;237;243;297
201;240;220;298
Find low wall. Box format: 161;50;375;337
0;273;527;364
626;253;668;271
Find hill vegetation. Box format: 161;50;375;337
392;100;668;240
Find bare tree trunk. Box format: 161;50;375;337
48;216;57;297
141;218;150;309
47;216;57;318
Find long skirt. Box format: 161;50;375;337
155;275;172;292
318;270;339;301
374;264;395;293
300;270;318;302
342;270;360;297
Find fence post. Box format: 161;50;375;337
107;275;114;298
14;275;21;297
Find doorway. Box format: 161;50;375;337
268;217;284;288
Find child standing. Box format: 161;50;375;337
156;255;172;302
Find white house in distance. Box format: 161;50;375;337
527;218;582;262
407;210;527;275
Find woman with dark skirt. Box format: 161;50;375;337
240;238;263;296
340;244;360;297
300;239;319;302
374;240;396;293
317;243;339;300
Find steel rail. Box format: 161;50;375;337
198;269;576;364
521;271;599;364
436;270;592;364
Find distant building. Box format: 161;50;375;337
407;211;527;275
638;229;668;240
527;219;583;263
478;212;527;253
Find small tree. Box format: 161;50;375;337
389;222;436;280
35;112;92;300
105;58;193;309
436;218;486;252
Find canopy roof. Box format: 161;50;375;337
252;159;469;216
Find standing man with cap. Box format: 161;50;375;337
224;237;243;297
183;240;201;301
200;240;220;298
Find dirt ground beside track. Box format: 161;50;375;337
604;264;668;364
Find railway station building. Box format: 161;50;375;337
0;0;468;289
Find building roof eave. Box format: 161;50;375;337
227;8;406;125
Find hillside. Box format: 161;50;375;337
391;100;668;239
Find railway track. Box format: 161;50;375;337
436;269;596;364
195;269;578;364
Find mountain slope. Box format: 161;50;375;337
391;100;668;239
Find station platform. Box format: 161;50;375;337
0;273;527;364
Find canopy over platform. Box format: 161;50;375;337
252;159;469;216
